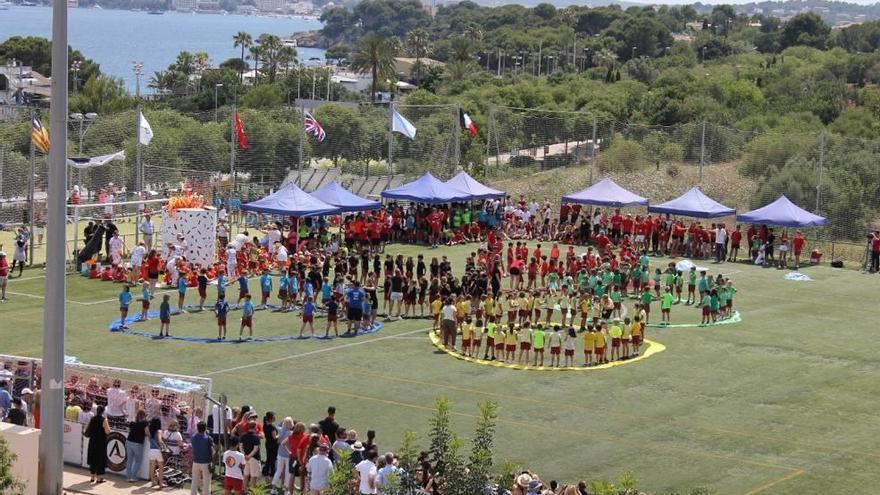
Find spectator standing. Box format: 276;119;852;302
440;298;458;350
190;421;214;495
871;231;880;273
318;406;339;442
355;449;379;495
139;214;155;248
0;252;8;301
125;410;149;482
5;398;26;426
0;380;11;416
85;405;111;483
307;443;334;495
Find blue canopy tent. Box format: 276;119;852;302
737;195;826;228
562;178;649;207
381;172;462;204
648;186;735;218
241;182;341;217
311;181;381;212
444;171;506;200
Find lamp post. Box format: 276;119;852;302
214;83;223;122
70;60;82;92
631;46;637;60
68;112;98;192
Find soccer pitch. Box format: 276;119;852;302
2;243;877;494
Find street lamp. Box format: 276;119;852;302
132;61;143;98
70;60;82;93
68;112;98;191
214;83;223;122
631;46;637;60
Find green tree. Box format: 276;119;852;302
350;34;398;101
780;12;830;50
325;43;350;65
69;75;133;115
406;28;431;85
0;436;24;495
427;396;454;476
233;31;253;84
327;450;355;495
240;83;284;109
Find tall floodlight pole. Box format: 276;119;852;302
39;0;68;490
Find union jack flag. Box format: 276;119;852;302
304;111;326;142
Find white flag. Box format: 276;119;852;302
392;109;417;140
138;111;153;145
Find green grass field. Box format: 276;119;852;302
2;243;877;494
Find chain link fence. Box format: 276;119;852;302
3;102;880;268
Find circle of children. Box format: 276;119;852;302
97;197;755;363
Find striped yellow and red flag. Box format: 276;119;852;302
31;116;50;154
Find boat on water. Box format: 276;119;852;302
282;38;297;48
147;9;164;14
0;1;11;10
21;1;39;6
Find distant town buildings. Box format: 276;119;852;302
0;62;52;106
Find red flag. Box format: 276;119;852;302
234;111;248;150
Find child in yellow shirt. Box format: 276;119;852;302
431;295;442;332
583;325;595;367
631;315;643;357
504;323;518;362
461;316;474;357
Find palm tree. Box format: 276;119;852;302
350;34;398;102
463;24;483;43
248;44;264;84
449;36;473;63
595;49;618;69
406;28;431;85
233;31;253;84
278;46;297;74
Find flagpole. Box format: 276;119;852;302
453;104;461;177
28;107;36;265
230;104;236;208
135;108;142;246
39;0;68;488
298;102;304;187
387;101;394;189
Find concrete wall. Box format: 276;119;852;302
0;422;40;495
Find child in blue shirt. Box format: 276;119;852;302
214;295;230;340
118;285;132;329
287;272;299;308
240;294;255;340
360;298;373;334
237;274;249;306
217;272;227;300
259;270;272;308
321;281;333;307
278;274;289;311
139;282;151;321
177;274;188;313
159;294;171;338
300;296;316;338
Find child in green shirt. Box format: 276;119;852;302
661;286;674;325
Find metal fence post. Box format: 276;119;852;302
590;112;597;184
28;107;36;265
699;120;706;183
816;128;825;213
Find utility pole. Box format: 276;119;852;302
497;48;501;76
39;0;68;489
699;120;707;183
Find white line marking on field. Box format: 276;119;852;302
201;327;431;377
4;290;90;305
7;274;47;282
